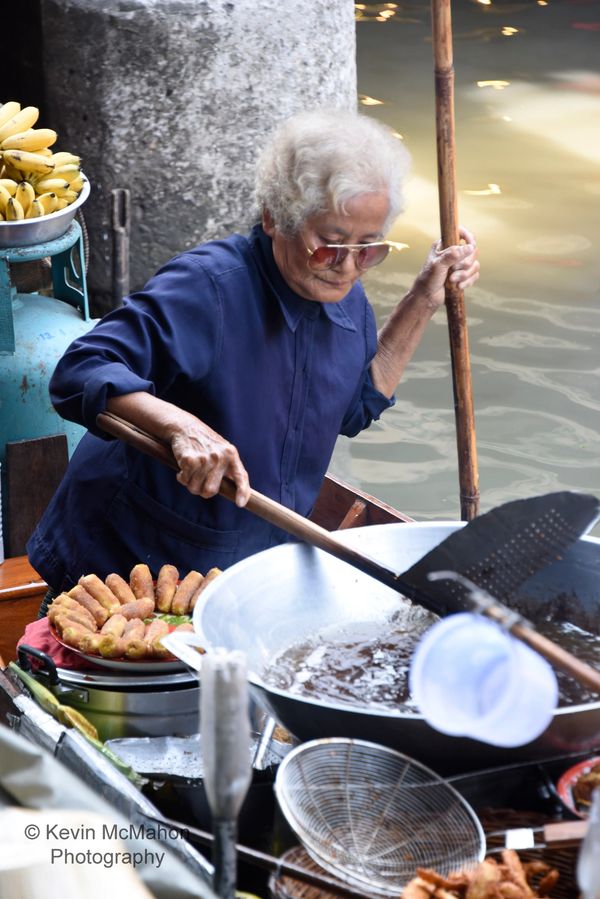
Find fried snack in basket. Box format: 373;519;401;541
129;563;155;603
156;564;179;613
78;574;121;614
67;584;109;626
401;850;559;899
105;572;137;606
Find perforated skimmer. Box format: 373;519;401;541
275;738;485;896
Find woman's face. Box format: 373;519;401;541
263;191;390;304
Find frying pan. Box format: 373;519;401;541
97;411;600;694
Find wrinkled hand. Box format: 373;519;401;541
170;419;251;507
414;226;480;309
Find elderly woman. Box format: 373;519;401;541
28;109;479;597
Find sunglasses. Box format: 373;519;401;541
304;238;408;272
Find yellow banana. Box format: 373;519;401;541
55;188;78;202
0;101;21;130
0;178;18;196
51;151;80;167
55;198;70;210
68;174;84;193
2;163;23;182
6;196;25;220
0;211;4;221
0;106;39;144
53;164;80;179
0;183;11;214
1;128;57;152
36;192;58;214
25;198;45;218
2;149;54;175
34;177;69;193
35;147;54;157
15;180;35;214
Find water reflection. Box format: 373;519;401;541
333;1;600;531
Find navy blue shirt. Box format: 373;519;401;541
27;225;394;590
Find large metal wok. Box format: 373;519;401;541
194;522;600;776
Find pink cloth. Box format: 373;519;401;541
17;617;102;671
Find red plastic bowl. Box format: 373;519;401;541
556;756;600;818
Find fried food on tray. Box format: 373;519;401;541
401;851;559;899
144;618;171;658
119;597;155;620
67;584;109;626
129;563;155;603
49;595;97;632
171;570;203;616
156;564;179;613
105;572;137;606
190;566;221;611
49;561;221;663
78;574;121;614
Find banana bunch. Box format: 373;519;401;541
0;100;85;222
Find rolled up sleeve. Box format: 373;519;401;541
49;253;221;436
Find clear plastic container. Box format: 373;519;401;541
409;612;558;747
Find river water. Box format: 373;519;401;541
330;0;600;534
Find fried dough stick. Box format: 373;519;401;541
171;570;203;616
67;584;109;627
78;574;121;615
49;595;97;632
188;567;222;611
144;618;170;658
118;617;148;660
119;598;155;620
130;563;155;603
105;572;137;606
60;622;102;655
156;564;179;613
97;613;128;658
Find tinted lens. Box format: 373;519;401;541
356;243;391;269
307;245;344;270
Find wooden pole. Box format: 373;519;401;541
431;0;480;520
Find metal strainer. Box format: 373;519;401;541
274;738;485;896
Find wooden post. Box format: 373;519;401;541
431;0;480;520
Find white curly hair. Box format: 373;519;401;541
255;109;411;236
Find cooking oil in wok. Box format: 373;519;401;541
262;612;600;712
262;607;436;712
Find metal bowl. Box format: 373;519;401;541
0;175;90;249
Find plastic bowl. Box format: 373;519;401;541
409;612;559;748
0;175;90;249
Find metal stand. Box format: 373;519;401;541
0;221;90;354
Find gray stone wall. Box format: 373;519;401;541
40;0;357;314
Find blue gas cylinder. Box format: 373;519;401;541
0;221;98;465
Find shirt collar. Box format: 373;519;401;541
249;224;357;333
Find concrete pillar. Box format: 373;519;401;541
40;0;357;314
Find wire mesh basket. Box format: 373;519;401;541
274;738;485;896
